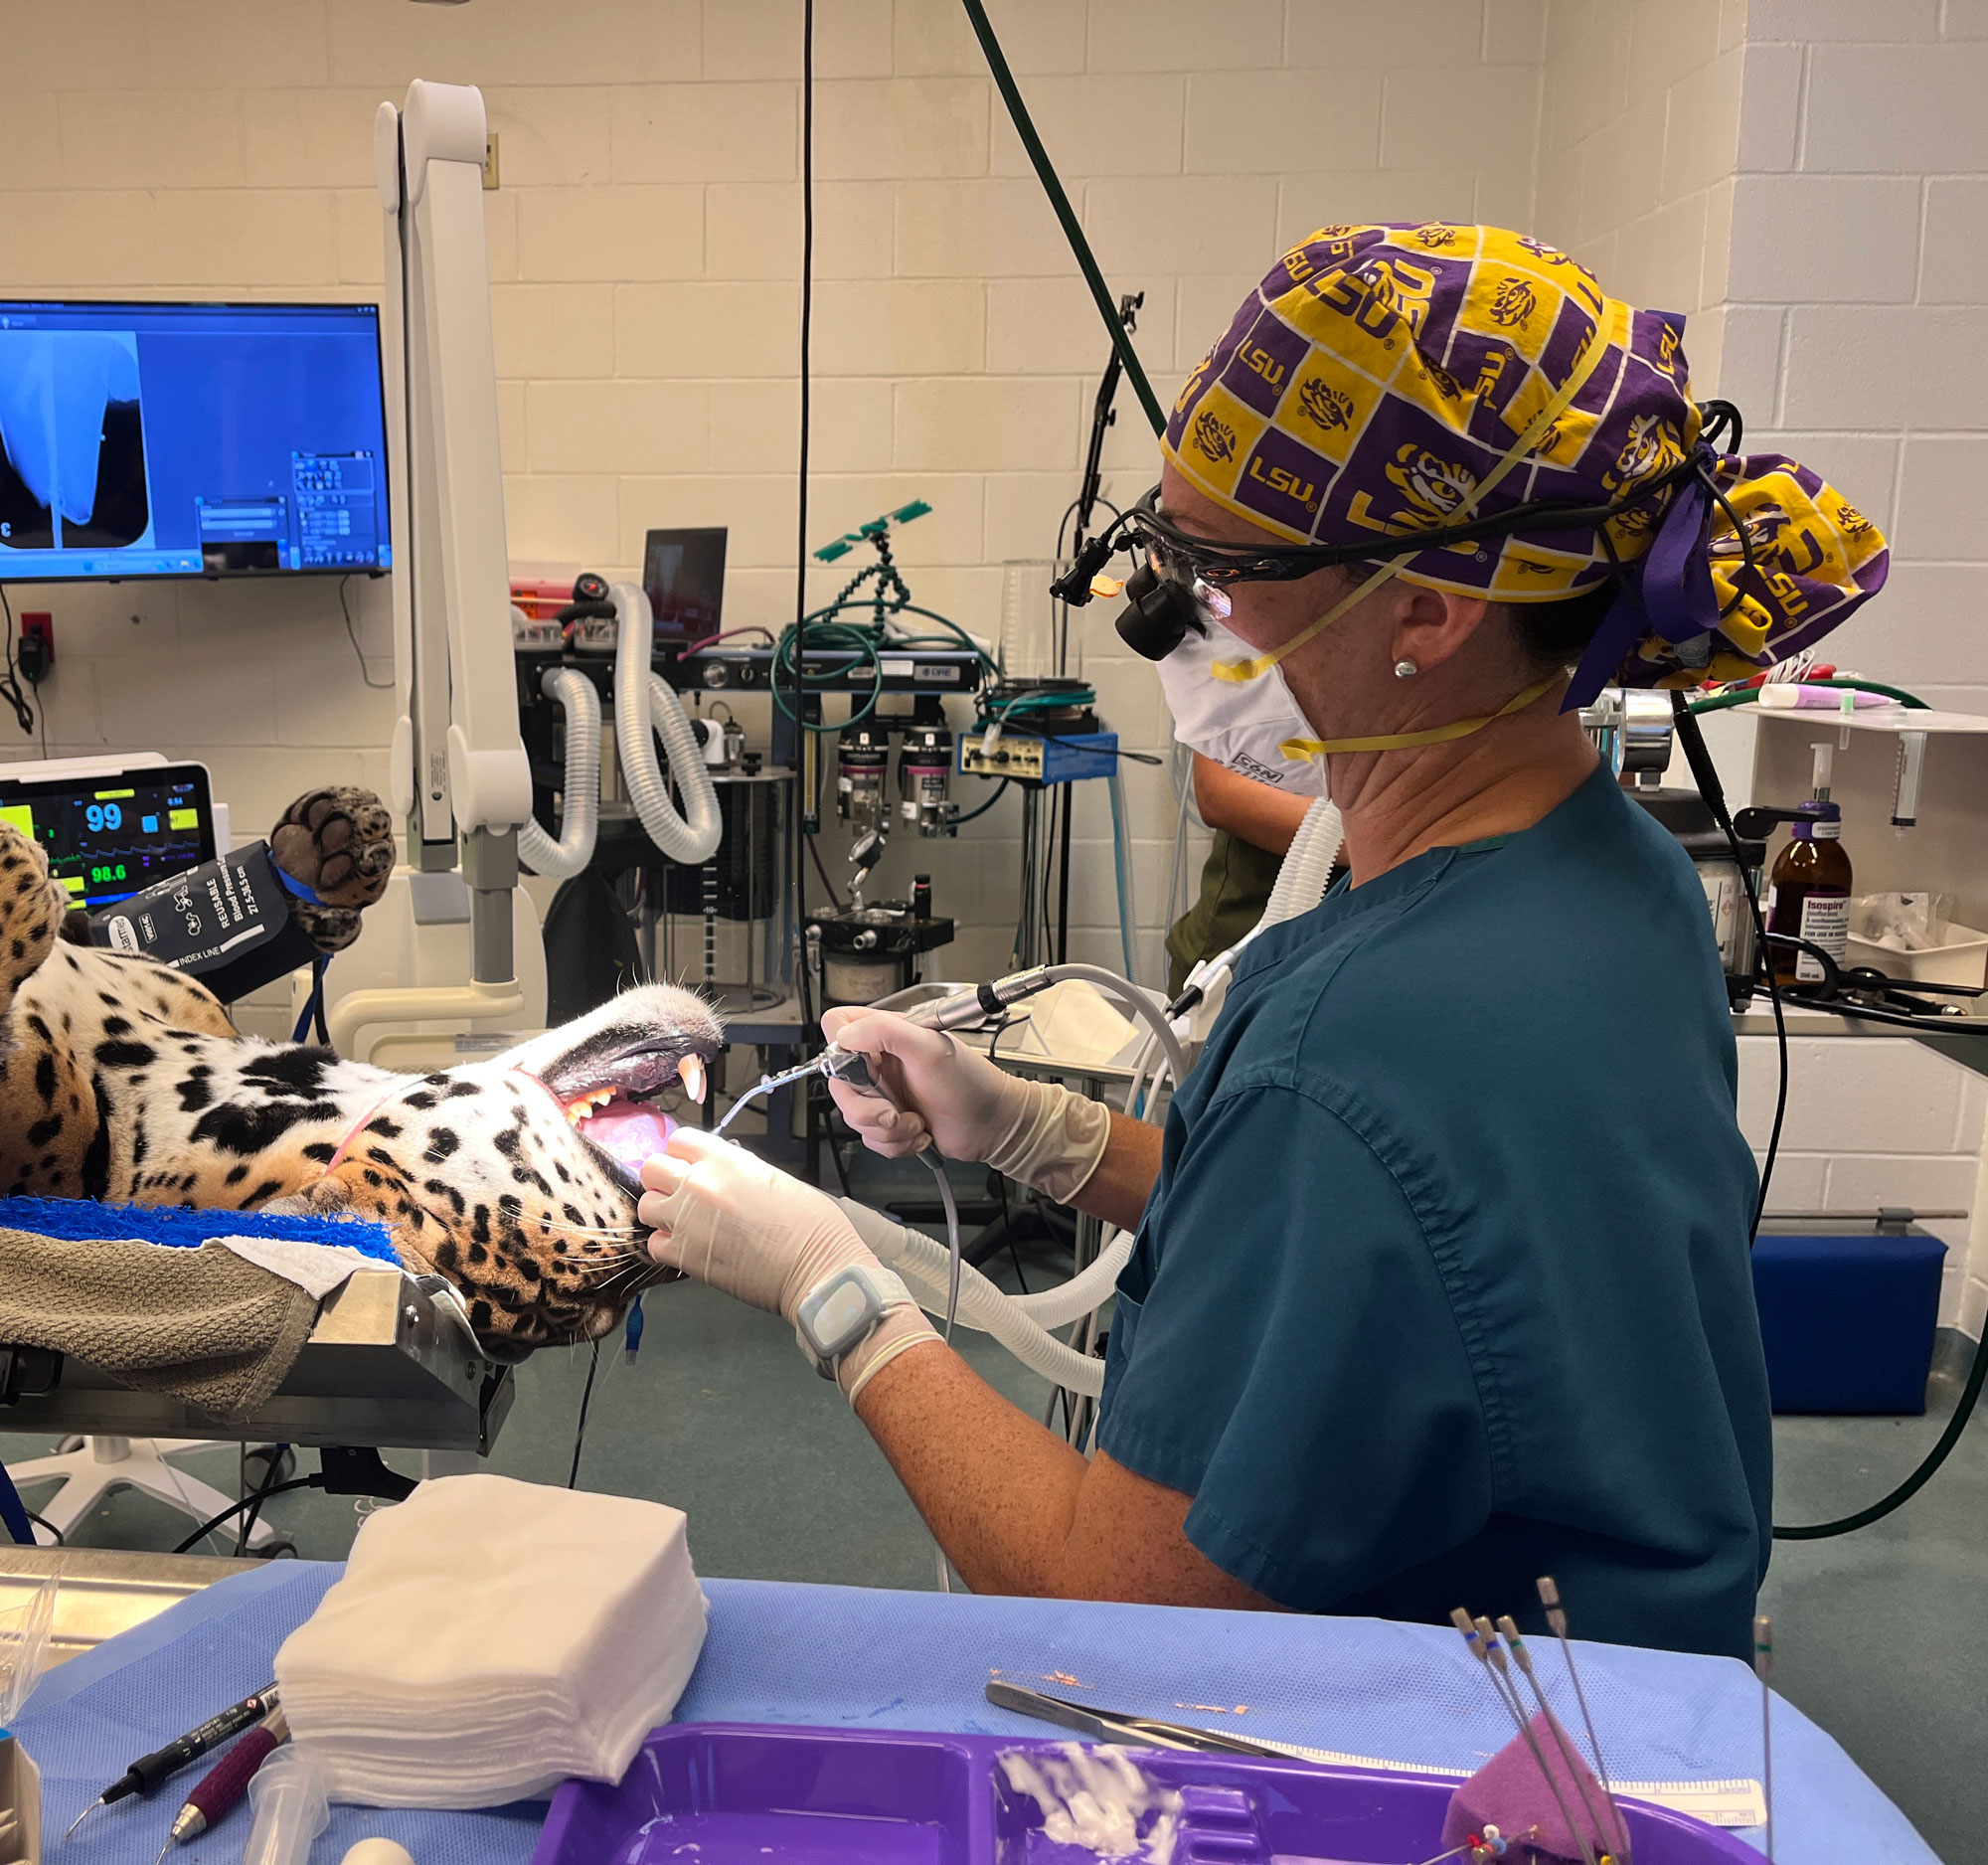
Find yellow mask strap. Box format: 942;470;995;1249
1210;302;1623;684
1277;666;1568;759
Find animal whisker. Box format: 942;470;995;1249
577;1254;657;1284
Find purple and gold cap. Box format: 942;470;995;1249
1163;223;1889;692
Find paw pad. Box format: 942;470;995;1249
269;786;396;953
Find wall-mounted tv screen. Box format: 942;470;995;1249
0;299;391;583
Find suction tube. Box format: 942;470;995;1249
1261;797;1343;928
516;666;601;881
1168;797;1344;1025
611;581;723;864
837;1197;1106;1398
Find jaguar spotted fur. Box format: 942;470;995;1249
0;811;720;1360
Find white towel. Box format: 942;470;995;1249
217;1238;383;1301
274;1473;707;1806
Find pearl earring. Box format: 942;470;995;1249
1394;658;1418;679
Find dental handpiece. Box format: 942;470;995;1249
714;967;1063;1135
816;965;1062;1094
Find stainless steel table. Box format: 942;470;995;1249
1;1270;510;1454
0;1545;256;1667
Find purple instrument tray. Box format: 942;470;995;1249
534;1722;1762;1864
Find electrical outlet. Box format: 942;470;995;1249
483;131;499;190
17;612;52;683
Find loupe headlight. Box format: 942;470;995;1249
1115;557;1222;660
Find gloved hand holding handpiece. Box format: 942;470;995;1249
819;1006;1111;1202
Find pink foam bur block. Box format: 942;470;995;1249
1442;1710;1621;1863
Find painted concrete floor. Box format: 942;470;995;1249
3;1196;1978;1861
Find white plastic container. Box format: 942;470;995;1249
1846;921;1988;989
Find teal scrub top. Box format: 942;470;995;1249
1098;763;1771;1660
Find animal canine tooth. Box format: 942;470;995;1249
678;1055;706;1103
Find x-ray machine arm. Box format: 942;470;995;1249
332;81;530;1056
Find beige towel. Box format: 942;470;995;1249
0;1231;316;1419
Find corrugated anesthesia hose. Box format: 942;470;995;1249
610;581;723;865
837;1197;1106;1398
1012;1225;1133;1329
1166;798;1344;1028
1262;797;1343;927
515;666;600;881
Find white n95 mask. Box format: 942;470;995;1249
1154;615;1328;797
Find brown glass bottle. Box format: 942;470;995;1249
1766;802;1852;987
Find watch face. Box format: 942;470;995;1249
810;1278;874;1356
800;1268;881;1360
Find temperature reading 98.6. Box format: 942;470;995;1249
84;802;122;833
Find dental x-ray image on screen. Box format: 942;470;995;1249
0;329;150;554
0;300;391;584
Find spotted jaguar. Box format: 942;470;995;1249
0;799;720;1359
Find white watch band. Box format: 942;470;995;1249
794;1264;913;1376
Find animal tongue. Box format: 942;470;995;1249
581;1099;677;1173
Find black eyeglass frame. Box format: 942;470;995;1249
1056;400;1746;607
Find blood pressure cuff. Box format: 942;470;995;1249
88;840;320;1005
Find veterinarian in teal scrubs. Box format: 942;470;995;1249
638;225;1890;1657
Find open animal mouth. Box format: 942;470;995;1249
541;1043;709;1190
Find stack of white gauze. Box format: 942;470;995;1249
272;1474;707;1806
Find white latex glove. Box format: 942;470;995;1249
821;1006;1111;1203
639;1127;937;1402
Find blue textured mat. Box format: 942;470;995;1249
8;1563;1938;1864
0;1195;400;1264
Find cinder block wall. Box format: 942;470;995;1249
1720;1;1988;1333
0;0;1541;991
1535;0;1988;1331
1531;0;1745;376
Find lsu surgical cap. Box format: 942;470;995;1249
1162;223;1889;703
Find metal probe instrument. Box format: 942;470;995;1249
63;1682;279;1840
154;1705;289;1861
1536;1576;1626;1857
1495;1613;1626;1862
1753;1615;1775;1865
1451;1612;1595;1865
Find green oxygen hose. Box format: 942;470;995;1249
958;0;1165;439
1688;676;1929;714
